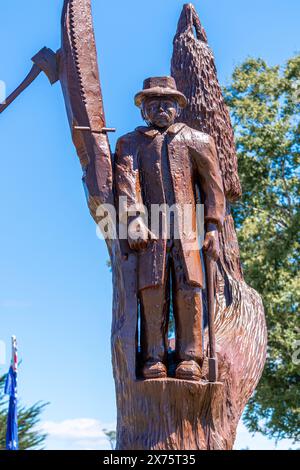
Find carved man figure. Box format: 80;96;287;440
115;77;225;381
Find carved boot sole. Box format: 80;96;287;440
175;360;202;381
143;361;167;379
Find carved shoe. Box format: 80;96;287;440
175;360;202;381
142;360;167;379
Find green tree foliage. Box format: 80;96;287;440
103;428;116;450
0;374;48;449
224;55;300;441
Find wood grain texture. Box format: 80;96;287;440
57;0;267;450
172;3;242;203
170;3;267;449
59;0;113;211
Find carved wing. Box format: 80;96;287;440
171;3;242;202
59;0;113;220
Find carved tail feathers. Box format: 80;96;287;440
171;3;267;438
172;3;241;203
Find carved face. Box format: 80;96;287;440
142;97;180;128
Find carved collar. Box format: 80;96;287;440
136;123;186;138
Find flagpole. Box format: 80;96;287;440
5;336;19;450
11;336;18;373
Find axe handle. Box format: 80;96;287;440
0;64;41;114
205;254;218;381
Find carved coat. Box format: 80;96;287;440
114;123;225;291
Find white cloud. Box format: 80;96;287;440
40;419;116;450
234;422;297;450
40;418;298;451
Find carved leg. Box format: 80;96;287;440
169;248;203;380
173;284;203;381
139;283;170;378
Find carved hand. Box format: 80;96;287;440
128;216;155;251
203;229;220;261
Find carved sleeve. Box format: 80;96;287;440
190;131;226;231
114;134;144;224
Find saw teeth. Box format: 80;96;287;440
68;0;87;104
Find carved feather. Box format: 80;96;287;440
171;6;267;449
171;3;242;202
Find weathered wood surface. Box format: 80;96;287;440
59;0;114;217
57;0;267;450
171;3;267;449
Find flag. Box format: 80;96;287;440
5;336;18;451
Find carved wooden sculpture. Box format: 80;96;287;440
1;1;267;450
171;4;268;448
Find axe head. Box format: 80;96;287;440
208;357;218;383
31;47;59;85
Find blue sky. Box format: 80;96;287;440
0;0;299;450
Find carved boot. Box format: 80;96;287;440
175;360;202;381
143;360;167;379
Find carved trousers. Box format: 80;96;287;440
139;240;203;365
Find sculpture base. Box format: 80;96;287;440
116;377;224;450
112;251;267;451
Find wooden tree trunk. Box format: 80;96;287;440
58;0;267;450
111;219;266;450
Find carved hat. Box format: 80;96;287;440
135;76;188;108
